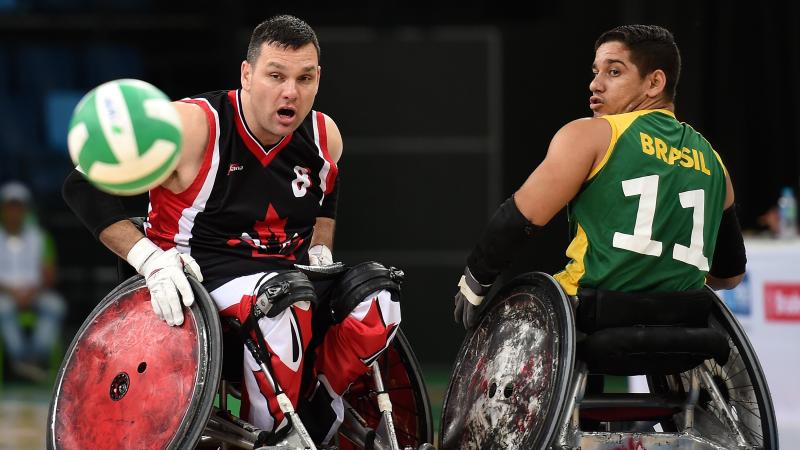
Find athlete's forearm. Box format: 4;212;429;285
706;273;744;290
98;220;147;260
310;217;335;249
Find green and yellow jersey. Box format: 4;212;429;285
554;109;727;295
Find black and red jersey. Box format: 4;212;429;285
145;89;339;290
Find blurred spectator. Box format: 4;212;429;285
757;206;780;236
0;181;65;382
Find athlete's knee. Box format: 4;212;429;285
330;262;403;324
350;289;401;329
254;270;317;319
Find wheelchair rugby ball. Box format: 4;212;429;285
67;79;182;196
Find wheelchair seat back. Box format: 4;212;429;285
575;288;730;375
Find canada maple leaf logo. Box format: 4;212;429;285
226;203;304;259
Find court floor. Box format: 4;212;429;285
0;384;49;450
0;368;450;450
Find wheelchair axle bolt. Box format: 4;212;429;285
488;382;497;398
503;383;514;399
110;372;130;401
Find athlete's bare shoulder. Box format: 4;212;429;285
555;117;611;146
159;101;210;192
321;113;343;163
550;117;612;168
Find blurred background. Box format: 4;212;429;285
1;0;799;448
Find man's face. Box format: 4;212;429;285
241;42;320;142
1;201;26;231
589;41;650;117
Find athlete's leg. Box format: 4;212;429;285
0;293;26;361
317;288;401;392
30;290;67;363
209;272;314;433
305;288;401;444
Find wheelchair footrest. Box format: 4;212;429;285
580;393;684;422
582;393;686;409
577;431;747;450
580;407;677;422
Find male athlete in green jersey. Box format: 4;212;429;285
454;25;746;328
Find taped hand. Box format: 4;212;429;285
453;266;491;330
308;244;334;266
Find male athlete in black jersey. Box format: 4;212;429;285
63;15;401;446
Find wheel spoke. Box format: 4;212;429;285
723;365;747;381
734;402;762;419
737;420;763;441
725;347;742;372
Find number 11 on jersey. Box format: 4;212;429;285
612;174;709;270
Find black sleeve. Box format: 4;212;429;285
709;204;747;278
466;196;539;285
62;169;129;239
318;175;339;219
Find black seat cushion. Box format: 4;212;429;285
577;326;730;375
576;288;713;333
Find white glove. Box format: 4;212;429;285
308;244;333;266
127;238;203;326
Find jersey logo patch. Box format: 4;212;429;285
227;163;244;175
226;203;304;259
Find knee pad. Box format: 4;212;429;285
255;271;317;319
330;262;404;323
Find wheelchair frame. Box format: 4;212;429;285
200;330;434;450
48;276;434;450
440;272;779;450
552;284;778;450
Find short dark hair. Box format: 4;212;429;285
595;25;681;101
247;15;320;65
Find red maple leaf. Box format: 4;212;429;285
227;203;304;259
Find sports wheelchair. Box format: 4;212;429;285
440;272;778;450
47;273;434;450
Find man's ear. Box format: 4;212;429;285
241;60;251;90
646;69;667;98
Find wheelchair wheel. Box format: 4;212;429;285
439;272;576;450
649;288;779;449
47;276;222;450
339;329;434;449
689;289;778;448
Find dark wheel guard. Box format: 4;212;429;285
47;276;222;450
439;272;576;450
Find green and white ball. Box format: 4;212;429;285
67;79;182;196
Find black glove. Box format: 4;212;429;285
453;266;491;330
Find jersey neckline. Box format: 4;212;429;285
227;89;294;167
